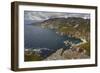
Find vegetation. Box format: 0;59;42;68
24;53;44;61
77;42;90;56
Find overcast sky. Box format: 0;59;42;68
24;11;90;21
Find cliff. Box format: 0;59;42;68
44;48;89;60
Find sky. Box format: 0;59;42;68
24;11;90;21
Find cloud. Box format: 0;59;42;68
24;11;90;20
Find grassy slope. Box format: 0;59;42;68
24;54;44;61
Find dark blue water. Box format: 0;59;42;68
24;20;81;57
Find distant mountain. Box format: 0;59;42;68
40;17;90;27
39;17;90;40
29;17;90;27
29;17;90;40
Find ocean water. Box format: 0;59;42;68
24;20;81;57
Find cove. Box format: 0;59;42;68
24;22;82;53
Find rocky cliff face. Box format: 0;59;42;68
41;17;90;28
44;48;89;60
40;17;90;41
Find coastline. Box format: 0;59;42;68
44;38;89;60
72;38;87;47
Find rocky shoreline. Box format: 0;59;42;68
24;37;89;61
44;48;89;60
44;38;89;60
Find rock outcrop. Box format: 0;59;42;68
44;48;89;61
